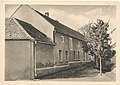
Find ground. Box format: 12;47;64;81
37;64;116;82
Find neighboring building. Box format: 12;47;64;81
34;10;87;65
5;17;55;80
5;6;89;80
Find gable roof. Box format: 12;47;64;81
5;17;33;40
5;17;54;45
34;9;86;41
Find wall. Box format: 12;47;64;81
69;38;84;61
54;32;69;65
5;40;34;80
36;61;92;79
36;43;54;68
54;31;85;66
12;5;54;41
77;40;85;61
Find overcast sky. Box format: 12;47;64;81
5;4;116;42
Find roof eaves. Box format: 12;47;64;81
37;41;55;46
33;9;86;42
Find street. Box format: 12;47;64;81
38;64;115;81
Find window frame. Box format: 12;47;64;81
78;41;80;47
69;37;73;50
73;51;76;59
65;51;69;61
78;51;80;60
59;50;62;61
61;36;64;43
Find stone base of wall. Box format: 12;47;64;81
35;61;92;79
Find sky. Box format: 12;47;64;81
5;4;116;42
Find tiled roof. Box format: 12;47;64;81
15;18;53;43
5;17;54;45
34;9;86;41
5;18;32;39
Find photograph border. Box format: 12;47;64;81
0;0;120;85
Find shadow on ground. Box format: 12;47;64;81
40;63;100;80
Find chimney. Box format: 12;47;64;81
45;12;49;17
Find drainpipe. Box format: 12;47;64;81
34;41;37;77
53;30;56;66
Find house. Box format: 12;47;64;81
5;17;55;80
34;10;88;65
5;5;90;81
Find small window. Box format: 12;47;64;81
69;37;73;50
59;50;62;61
78;41;80;47
65;51;68;60
61;36;64;43
74;51;75;59
83;52;86;61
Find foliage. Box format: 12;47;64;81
79;19;116;72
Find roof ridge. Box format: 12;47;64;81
33;9;83;35
33;9;86;41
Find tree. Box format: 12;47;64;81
79;19;116;73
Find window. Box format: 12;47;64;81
74;51;75;59
61;36;64;43
59;50;62;61
65;51;68;60
78;51;80;60
83;52;86;61
78;41;80;47
69;37;73;50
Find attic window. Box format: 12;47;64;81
61;36;64;43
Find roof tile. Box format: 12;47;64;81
5;18;32;39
